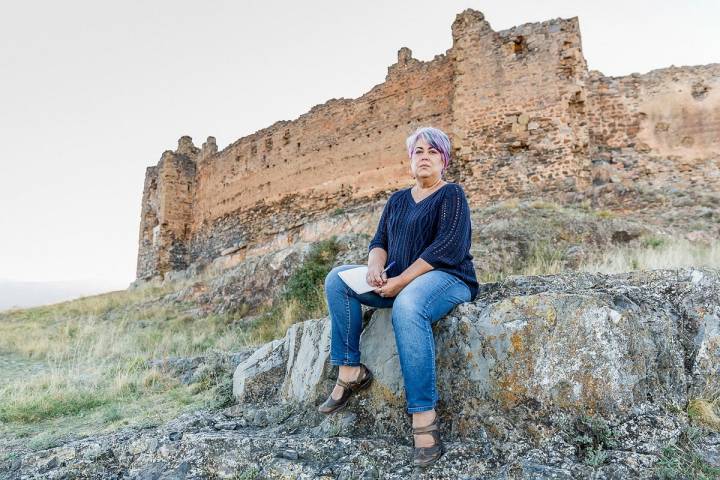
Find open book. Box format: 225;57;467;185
337;266;376;295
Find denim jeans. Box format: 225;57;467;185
324;264;472;413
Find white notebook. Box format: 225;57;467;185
337;266;376;294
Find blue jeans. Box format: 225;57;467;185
324;264;472;413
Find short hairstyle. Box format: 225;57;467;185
405;126;452;172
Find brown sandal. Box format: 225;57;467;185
318;363;374;414
412;411;445;468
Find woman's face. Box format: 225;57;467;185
410;136;444;181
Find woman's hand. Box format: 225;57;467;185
366;264;387;287
374;276;405;298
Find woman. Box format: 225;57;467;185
319;126;478;468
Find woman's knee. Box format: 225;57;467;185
324;264;356;292
324;266;342;291
391;290;426;324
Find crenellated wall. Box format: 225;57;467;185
135;9;720;280
449;11;590;199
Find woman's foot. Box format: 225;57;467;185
317;364;373;414
412;410;438;448
412;409;444;467
330;365;362;400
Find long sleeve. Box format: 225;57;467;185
368;198;391;252
419;185;471;268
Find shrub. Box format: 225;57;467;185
283;236;341;313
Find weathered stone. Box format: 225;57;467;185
232;337;286;403
232;268;719;431
280;318;333;403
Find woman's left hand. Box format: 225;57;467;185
374;276;406;298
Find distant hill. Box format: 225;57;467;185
0;278;129;312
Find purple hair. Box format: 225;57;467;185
405;126;452;172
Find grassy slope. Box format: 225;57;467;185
1;201;718;458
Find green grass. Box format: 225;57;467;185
571;413;618;467
0;237;341;452
233;467;260;480
0;388;107;423
655;426;720;480
595;209;615;219
283;236;341;313
584;447;608;468
641;235;667;249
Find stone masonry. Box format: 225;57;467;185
136;9;720;280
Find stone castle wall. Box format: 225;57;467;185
136;9;719;280
449;12;590;199
587;64;720;191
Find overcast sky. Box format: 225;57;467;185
1;0;717;290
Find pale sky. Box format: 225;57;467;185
1;0;718;289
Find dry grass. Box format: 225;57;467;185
0;239;339;450
520;241;566;276
478;235;720;281
580;238;720;274
0;278;249;448
688;397;720;431
0;303;241;429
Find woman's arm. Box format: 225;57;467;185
367;247;388;287
399;257;433;284
418;184;471;268
375;257;433;296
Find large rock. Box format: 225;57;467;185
233;268;719;437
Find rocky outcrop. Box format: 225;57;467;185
5;268;719;479
141;232;371;316
233;269;718;430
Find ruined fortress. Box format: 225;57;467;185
136;9;719;281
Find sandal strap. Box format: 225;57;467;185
335;364;368;390
412;423;439;434
412;411;439;434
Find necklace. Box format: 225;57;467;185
412;178;445;202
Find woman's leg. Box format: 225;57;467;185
390;271;471;414
325;264;394;367
324;265;395;400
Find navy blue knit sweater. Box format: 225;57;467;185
368;182;479;300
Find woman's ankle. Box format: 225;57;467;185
412;409;436;427
338;365;361;381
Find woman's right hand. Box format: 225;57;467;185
367;264;387;287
